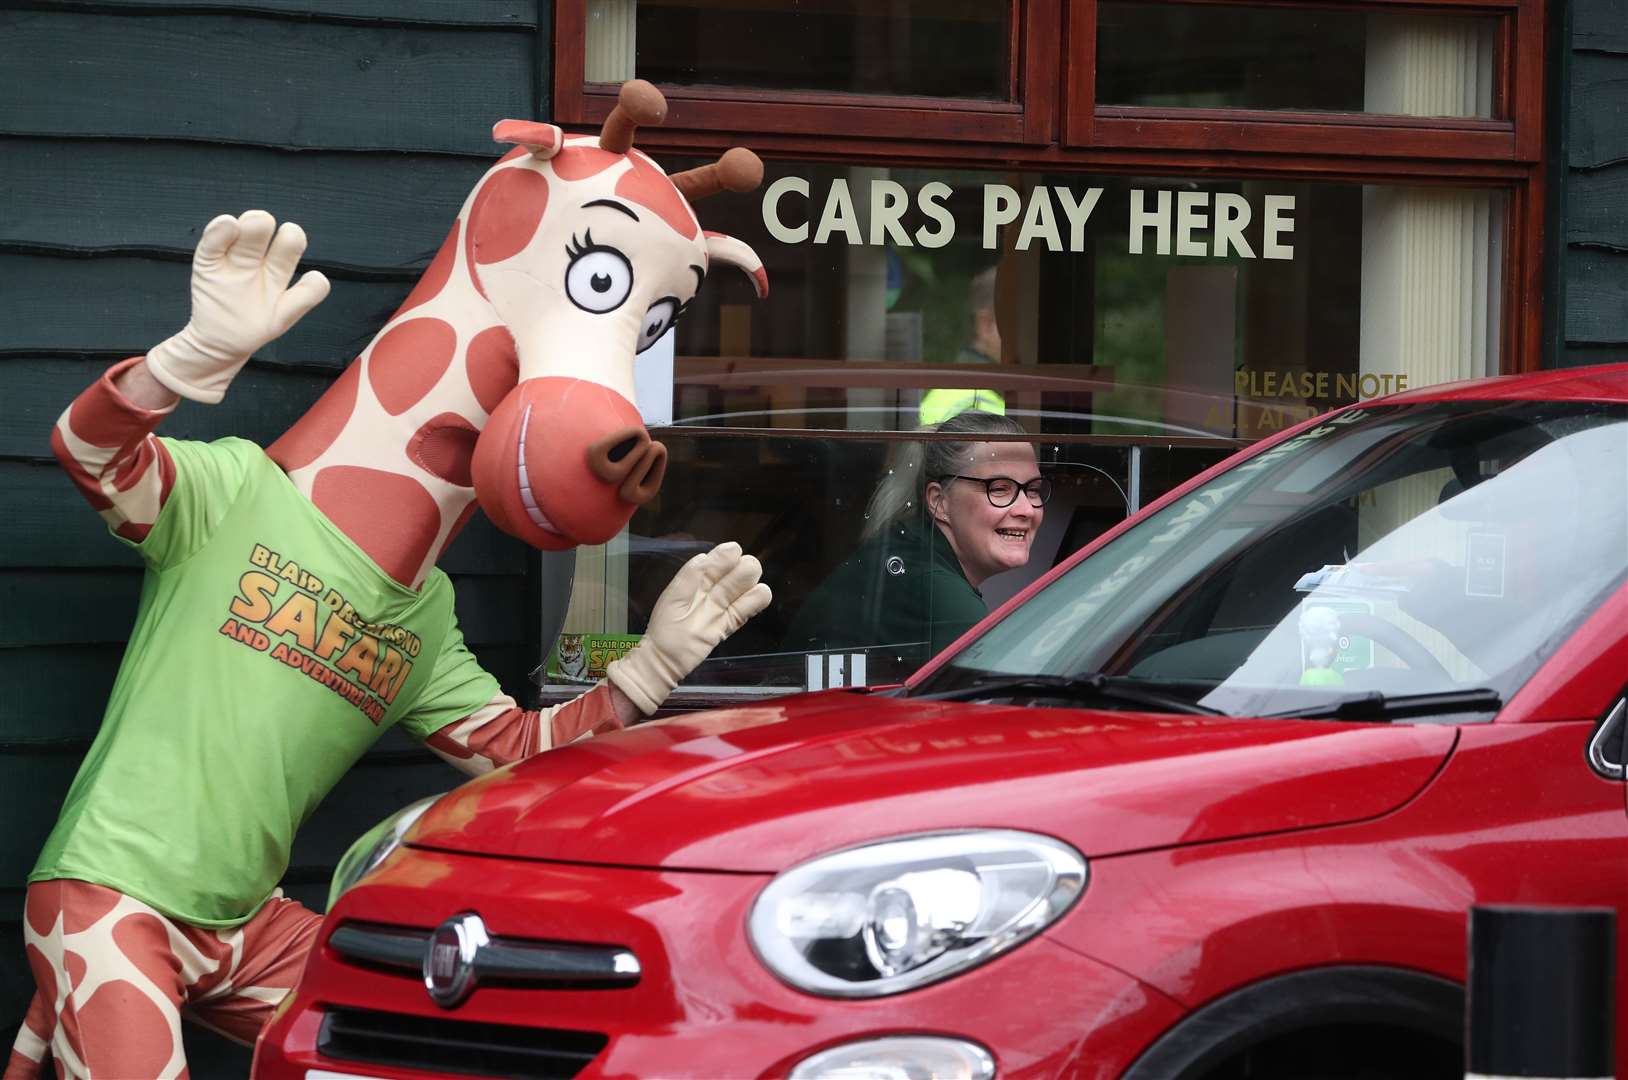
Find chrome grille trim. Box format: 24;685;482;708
330;920;641;988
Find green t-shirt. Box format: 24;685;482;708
31;438;499;927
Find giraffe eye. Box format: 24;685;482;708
636;298;679;354
565;246;633;314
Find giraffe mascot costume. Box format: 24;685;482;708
6;81;772;1078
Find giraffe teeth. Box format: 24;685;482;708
516;403;561;535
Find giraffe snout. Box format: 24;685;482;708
588;427;668;505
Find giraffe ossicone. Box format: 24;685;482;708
269;79;769;583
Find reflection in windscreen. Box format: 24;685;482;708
933;402;1627;717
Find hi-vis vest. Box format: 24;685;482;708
919;387;1007;426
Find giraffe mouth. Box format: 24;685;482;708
517;404;563;537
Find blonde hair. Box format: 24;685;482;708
861;410;1028;540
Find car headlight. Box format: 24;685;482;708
327;795;439;908
748;830;1086;998
789;1036;995;1080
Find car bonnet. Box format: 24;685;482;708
406;689;1456;872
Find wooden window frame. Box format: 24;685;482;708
557;0;1549;372
552;0;1061;144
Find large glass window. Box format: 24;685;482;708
560;0;1051;143
538;159;1509;705
593;0;1013;100
671;160;1505;440
1096;3;1500;118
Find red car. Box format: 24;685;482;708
254;366;1628;1080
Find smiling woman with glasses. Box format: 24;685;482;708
783;410;1047;667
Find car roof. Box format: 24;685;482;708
1379;361;1628;405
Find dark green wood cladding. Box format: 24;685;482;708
1564;249;1628;346
23;0;538;27
6;359;333;462
1567;171;1628;252
1569;53;1628;170
1559;0;1628;357
1574;0;1628;53
1;138;497;271
0;460;525;575
1;4;549;1059
0;646;125;736
0;642;535;742
0;11;538;153
0;254;414;363
0;567;526;647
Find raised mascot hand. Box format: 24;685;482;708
145;210;331;404
607;542;773;715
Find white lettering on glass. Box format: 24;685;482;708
757;179;1298;261
1016;187;1062;251
813;179;863;245
983;184;1022;250
1056;187;1104;251
1263;195;1297;259
1128;189;1172;255
762;176;809;244
870;180;913;247
916;182;955;248
1176;191;1209;257
1213;193;1255;258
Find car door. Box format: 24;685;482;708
1571;589;1628;1079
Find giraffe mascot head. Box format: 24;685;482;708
266;80;768;582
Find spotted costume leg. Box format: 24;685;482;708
9;880;321;1079
2;989;50;1079
182;893;320;1044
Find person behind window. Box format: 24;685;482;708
783;409;1049;667
919;266;1008;426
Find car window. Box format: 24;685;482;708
924;401;1628;717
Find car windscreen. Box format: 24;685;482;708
915;400;1628;718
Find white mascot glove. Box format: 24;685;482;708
607;541;772;715
146;210;331;404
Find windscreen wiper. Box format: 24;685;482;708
1264;687;1503;722
914;672;1226;716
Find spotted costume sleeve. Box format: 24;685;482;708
403;623;624;776
50;357;178;545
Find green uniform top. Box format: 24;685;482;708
782;516;987;668
31;438;499;928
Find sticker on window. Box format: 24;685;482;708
1465;531;1506;598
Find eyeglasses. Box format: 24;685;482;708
939;474;1053;508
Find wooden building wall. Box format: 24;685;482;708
0;1;550;1069
1557;0;1628;367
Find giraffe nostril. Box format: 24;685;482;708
619;440;668;505
587;426;651;485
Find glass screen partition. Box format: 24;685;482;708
537;432;1234;706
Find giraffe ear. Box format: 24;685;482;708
704;231;769;299
492;120;564;160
